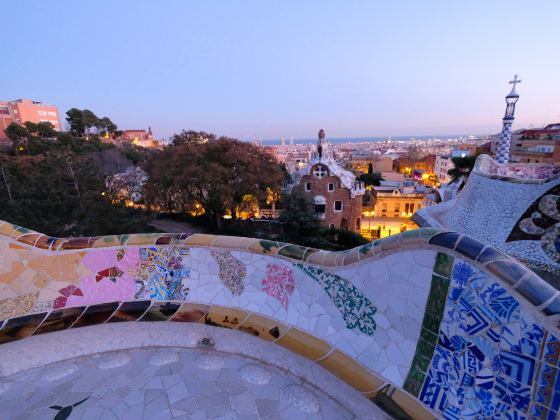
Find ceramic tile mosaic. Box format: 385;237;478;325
416;156;560;277
0;347;362;420
404;254;560;419
210;249;247;295
1;218;560;418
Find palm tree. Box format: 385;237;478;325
447;155;477;182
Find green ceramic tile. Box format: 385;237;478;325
419;327;438;345
433;252;454;278
426;275;450;314
278;244;307;260
416;338;436;359
403;365;426;397
411;353;431;373
423;311;442;334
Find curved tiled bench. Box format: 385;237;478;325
1;219;560;419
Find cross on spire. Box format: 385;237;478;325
507;74;521;98
509;74;521;88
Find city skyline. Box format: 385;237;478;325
1;1;559;140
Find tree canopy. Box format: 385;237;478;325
358;171;384;187
448;155;478;182
144;133;284;229
65;108;118;137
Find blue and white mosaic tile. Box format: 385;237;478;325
419;258;560;419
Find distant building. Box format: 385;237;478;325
296;129;365;232
510;124;560;163
0;99;62;142
349;154;393;174
372;181;424;219
435;155;454;184
115;127;162;148
454;143;477;156
396;154;436;175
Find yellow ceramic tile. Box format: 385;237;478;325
318;350;384;392
306;250;327;265
16;233;42;247
124;234;160;246
275;327;332;361
200;306;249;329
0;223;20;239
33;235;54;250
170;303;210;322
342;248;360;266
0;262;25;284
391;389;437;420
57;237;92;250
322;251;339;267
238;314;289;341
247;239;283;255
335;251;348;266
183;234;216;247
211;236;255;250
92;235;122;248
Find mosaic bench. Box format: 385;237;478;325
1;220;560;419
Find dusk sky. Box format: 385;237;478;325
2;1;559;140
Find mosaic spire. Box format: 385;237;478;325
495;75;521;163
316;128;331;159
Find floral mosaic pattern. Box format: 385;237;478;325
261;264;294;310
413;257;560;419
295;263;377;336
134;247;190;300
210;250;246;296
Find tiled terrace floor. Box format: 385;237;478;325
0;347;364;420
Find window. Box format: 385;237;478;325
328;224;335;230
410;203;415;213
328;183;335;191
313;165;327;179
381;203;387;211
405;203;410;213
394;203;400;213
0;106;9;115
315;204;326;214
305;182;311;191
356;218;361;230
334;200;343;212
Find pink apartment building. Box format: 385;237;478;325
0;99;62;143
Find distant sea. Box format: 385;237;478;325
261;135;478;145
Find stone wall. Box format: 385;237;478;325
1;220;560;419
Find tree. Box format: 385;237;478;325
447;155;477;182
144;135;283;229
0;150;152;236
367;162;373;174
65;108;117;137
171;130;216;146
4;122;29;143
66;108;85;136
24;121;57;138
358;172;383;187
81;109;99;134
98;116;118;135
278;187;321;242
